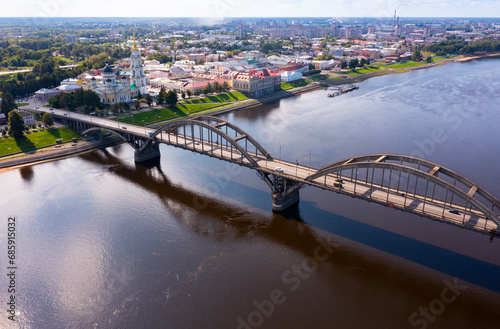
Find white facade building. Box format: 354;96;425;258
281;70;302;82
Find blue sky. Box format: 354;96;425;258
2;0;500;18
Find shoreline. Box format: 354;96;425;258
1;52;499;171
0;137;123;173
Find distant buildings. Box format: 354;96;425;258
35;88;61;102
231;69;281;97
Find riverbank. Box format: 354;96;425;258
0;137;123;172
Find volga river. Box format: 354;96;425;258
1;58;499;329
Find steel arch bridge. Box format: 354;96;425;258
59;112;500;237
299;154;500;233
151;115;273;166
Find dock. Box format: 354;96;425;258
328;85;359;97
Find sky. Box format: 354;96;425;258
1;0;500;19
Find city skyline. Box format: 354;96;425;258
1;0;500;20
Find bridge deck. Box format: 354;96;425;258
51;109;499;236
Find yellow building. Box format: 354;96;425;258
91;62;132;105
90;31;147;104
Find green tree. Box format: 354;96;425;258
213;81;220;93
145;93;153;107
82;90;101;110
165;90;178;106
186;89;192;98
341;61;347;69
42;112;54;126
121;102;130;111
202;82;212;95
426;55;433;63
60;93;75;111
359;57;367;66
411;49;423;61
222;81;229;92
111;103;119;114
181;90;186;99
348;58;358;69
157;86;167;105
134;99;141;110
1;92;17;116
48;96;60;109
8;110;25;138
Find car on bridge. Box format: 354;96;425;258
448;209;460;215
334;179;343;188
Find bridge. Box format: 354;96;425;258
51;108;500;237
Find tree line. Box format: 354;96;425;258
423;39;500;56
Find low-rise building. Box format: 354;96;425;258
18;110;35;126
231;69;281;97
281;70;302;82
35;88;61;102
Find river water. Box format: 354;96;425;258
1;59;500;329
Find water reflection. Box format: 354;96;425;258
19;165;34;182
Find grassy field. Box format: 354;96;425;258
0;127;80;156
17;103;30;107
309;74;330;82
431;56;448;62
181;91;248;104
380;61;426;69
327;76;346;81
118;103;228;125
281;79;310;89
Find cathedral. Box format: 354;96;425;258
91;31;147;105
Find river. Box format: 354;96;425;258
1;58;499;329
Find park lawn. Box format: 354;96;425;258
343;70;362;76
309;74;330;82
355;66;384;74
0;127;80;156
118;103;228;125
383;61;426;69
431;56;448;62
18;103;30;107
181;91;248;104
281;82;293;90
327;76;345;81
282;79;310;89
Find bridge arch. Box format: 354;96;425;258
81;127;130;144
194;115;273;160
151;119;261;166
305;154;500;227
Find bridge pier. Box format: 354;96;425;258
271;174;301;211
272;189;300;211
134;142;160;163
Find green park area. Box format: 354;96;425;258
181;91;248;104
281;79;310;90
118;102;229;125
374;61;426;69
0;127;80;157
118;91;251;125
308;74;330;82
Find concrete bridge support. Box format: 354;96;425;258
271;174;301;211
134;141;161;163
